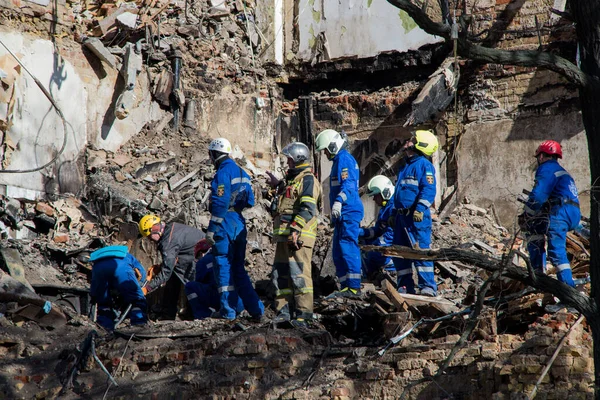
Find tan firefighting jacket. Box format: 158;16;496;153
272;165;322;248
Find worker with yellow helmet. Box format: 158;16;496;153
389;130;439;297
138;214;204;320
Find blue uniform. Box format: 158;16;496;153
524;159;580;287
392;154;437;294
90;251;147;331
329;149;364;290
185;254;244;319
208;158;264;319
359;201;395;277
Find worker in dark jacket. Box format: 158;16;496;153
519;140;580;287
185;239;244;320
89;245;148;331
139;214;205;319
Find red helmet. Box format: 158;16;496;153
535;140;562;159
194;239;212;258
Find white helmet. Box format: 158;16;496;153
366;175;395;201
315;129;345;159
208;138;232;164
208;138;232;154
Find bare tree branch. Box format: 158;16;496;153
386;0;596;89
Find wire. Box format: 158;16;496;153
0;39;69;174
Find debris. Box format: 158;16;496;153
83;38;118;69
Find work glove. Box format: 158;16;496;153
205;230;216;245
288;230;303;251
517;213;529;231
413;210;424;222
142;286;149;296
331;201;342;219
134;267;142;282
387;211;397;228
266;170;281;189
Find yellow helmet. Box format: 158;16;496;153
139;214;161;237
413;130;439;157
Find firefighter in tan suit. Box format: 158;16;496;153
269;142;322;328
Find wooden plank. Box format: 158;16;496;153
373;290;394;309
382;280;408;312
399;292;460;315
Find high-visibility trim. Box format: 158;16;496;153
206;262;213;270
418;199;432;207
400;178;419;186
300;196;316;204
187;292;199;300
397;269;412;276
300;232;317;238
276;289;293;296
294;215;306;226
347;273;361;280
217;285;235;293
210;216;224;223
331;180;340;187
417;266;434;273
554;171;568;178
556;263;571;271
231;177;251;184
296;287;314;294
273;228;291;236
339;275;347;282
339;192;348;201
131;307;142;313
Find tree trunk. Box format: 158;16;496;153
566;2;600;397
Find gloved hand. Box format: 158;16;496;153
147;264;159;281
142;286;149;296
358;228;365;238
134;267;142;282
413;210;424;222
331;202;342;219
288;230;303;251
518;213;529;231
387;211;397;228
206;230;216;245
266;170;281;189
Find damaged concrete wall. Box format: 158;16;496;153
295;0;442;62
0;30;163;197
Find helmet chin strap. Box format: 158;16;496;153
211;151;228;166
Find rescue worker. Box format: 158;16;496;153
139;214;204;320
185;239;244;320
206;138;265;321
359;175;395;279
518;140;580;287
269;142;322;327
390;130;439;297
315;129;364;297
89;245;148;331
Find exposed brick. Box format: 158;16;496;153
35;202;54;216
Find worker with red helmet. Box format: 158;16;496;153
184;239;244;320
519;140;581;287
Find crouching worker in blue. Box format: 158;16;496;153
316;129;364;297
185;239;244;319
206;138;265;321
518;140;580;287
390;130;439;297
89;246;148;331
359;175;395;279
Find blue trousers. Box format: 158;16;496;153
212;213;264;319
392;212;436;294
526;205;579;287
185;282;244;319
332;217;362;290
92;262;147;331
361;237;394;278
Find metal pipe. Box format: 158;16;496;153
171;50;183;129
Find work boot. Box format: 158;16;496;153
290;318;308;329
337;287;362;299
249;314;267;323
420;287;437;297
272;312;291;324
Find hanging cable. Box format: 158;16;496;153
0;39;69;174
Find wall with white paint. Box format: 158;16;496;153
296;0;442;61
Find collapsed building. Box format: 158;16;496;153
0;0;594;398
